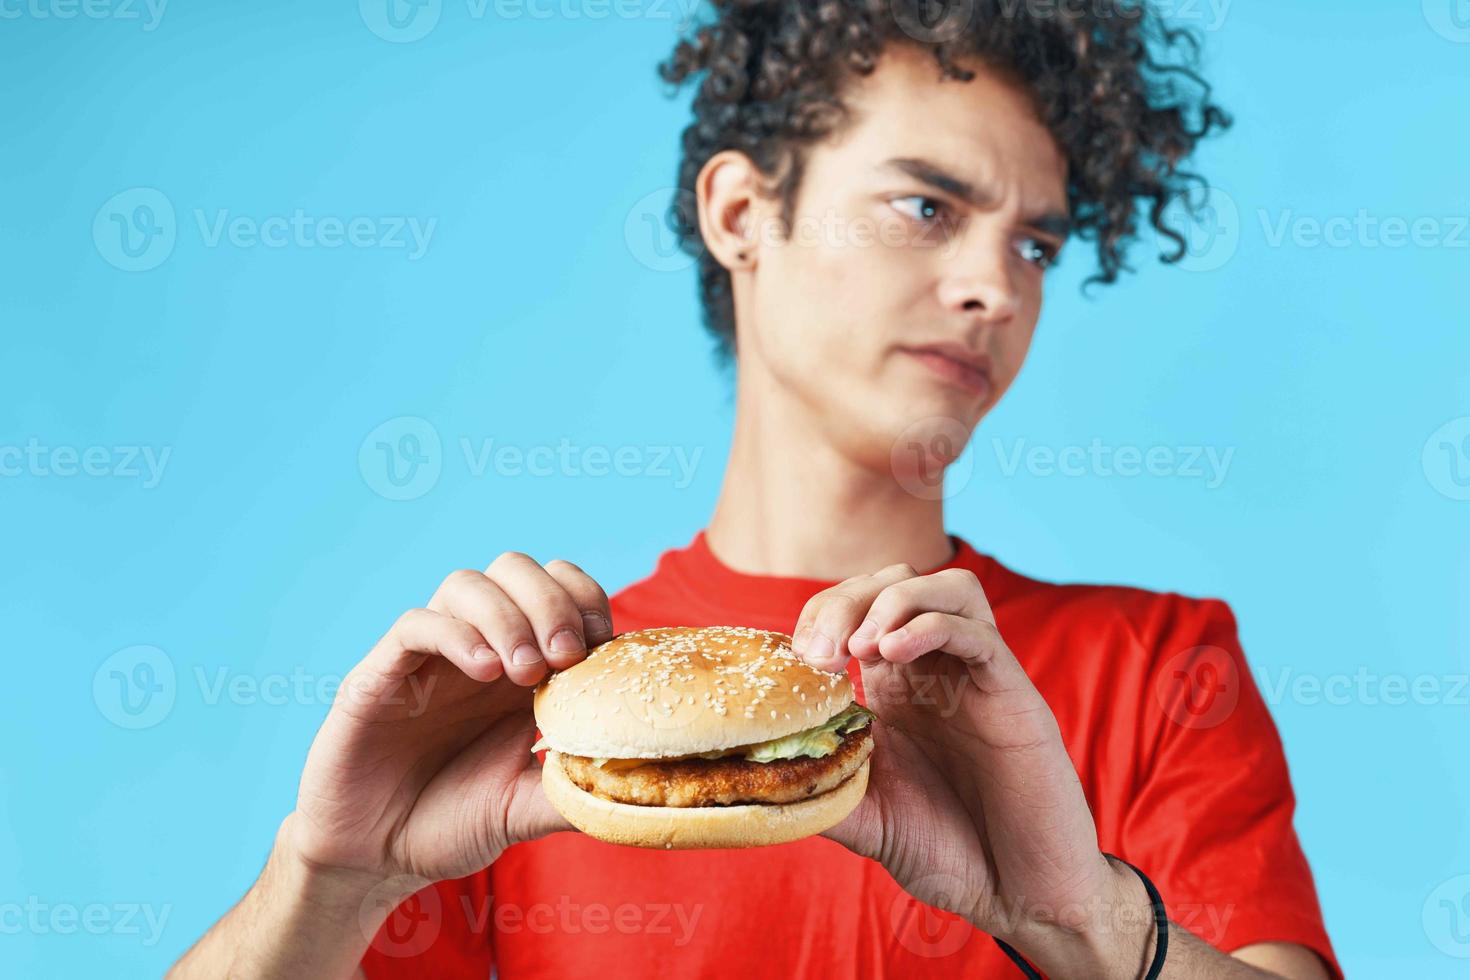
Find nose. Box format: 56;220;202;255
935;234;1020;325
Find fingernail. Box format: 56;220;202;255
806;631;834;663
581;611;610;637
512;642;543;666
853;619;878;641
471;645;496;660
550;628;584;655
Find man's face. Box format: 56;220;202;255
734;44;1069;475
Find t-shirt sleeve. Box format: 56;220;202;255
359;871;495;979
1118;596;1341;979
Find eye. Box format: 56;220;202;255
1017;236;1060;270
891;195;948;224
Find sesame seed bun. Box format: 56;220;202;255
532;626;857;759
542;750;871;850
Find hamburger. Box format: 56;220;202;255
530;625;876;849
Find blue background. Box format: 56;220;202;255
3;1;1467;975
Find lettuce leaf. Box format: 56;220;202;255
534;701;877;767
743;702;876;762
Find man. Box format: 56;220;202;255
172;1;1339;976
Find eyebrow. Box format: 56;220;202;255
879;156;1072;240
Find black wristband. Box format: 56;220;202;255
990;853;1168;980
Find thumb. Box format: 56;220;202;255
504;764;576;847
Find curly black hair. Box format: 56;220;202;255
657;0;1231;359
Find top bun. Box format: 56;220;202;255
532;626;855;759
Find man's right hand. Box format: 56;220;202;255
286;552;612;890
171;552;612;978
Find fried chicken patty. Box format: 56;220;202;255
560;727;874;807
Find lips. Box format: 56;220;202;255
901;344;993;396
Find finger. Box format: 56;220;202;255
875;611;1032;696
484;551;591;671
429;568;546;687
541;558;614;648
852;567;992;662
793;562;918;672
350;608;500;706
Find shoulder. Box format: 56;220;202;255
980;552;1243;669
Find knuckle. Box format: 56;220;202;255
942;566;981;588
885;561;918;578
488;550;533;571
444;568;483;590
543;557;583;576
817;591;863;621
394;607;430;631
531;582;575;611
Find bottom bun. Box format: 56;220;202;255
542;751;871;850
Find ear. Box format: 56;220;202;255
694;149;770;272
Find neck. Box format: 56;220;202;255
705;361;955;580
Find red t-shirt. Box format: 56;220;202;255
362;530;1340;978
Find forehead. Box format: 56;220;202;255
817;44;1068;211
